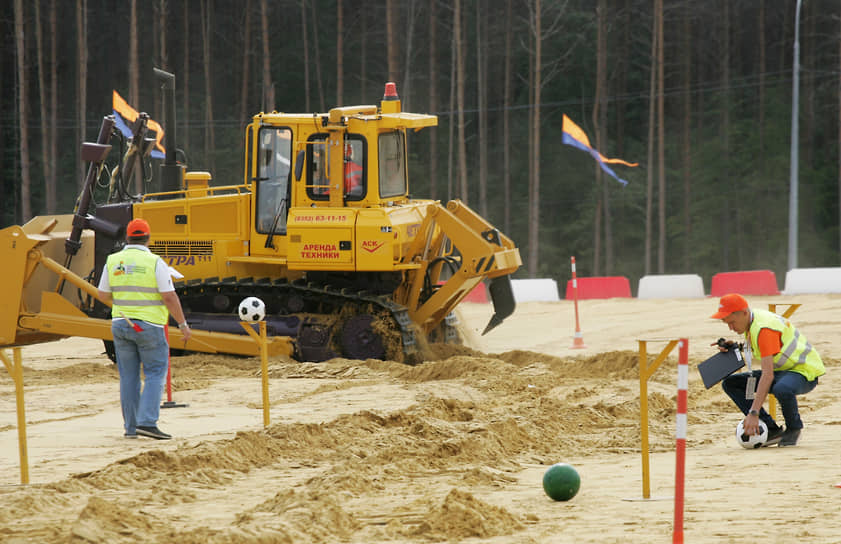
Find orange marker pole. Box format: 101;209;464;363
164;324;173;402
161;324;188;408
570;256;586;349
673;339;689;544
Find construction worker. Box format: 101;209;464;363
711;293;825;447
97;218;191;440
344;143;363;196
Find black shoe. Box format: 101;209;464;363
136;426;172;440
764;426;784;447
779;428;801;447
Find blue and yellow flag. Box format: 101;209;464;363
562;114;637;186
112;90;165;160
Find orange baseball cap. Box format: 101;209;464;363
710;293;749;319
126;218;151;237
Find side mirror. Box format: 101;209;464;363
294;149;305;181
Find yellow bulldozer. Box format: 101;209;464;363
0;70;521;363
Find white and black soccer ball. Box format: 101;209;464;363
735;419;768;449
238;296;266;322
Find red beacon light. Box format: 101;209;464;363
381;82;401;113
383;82;399;100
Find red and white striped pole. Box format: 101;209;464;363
673;338;689;544
570;256;586;349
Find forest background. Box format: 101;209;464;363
3;0;841;293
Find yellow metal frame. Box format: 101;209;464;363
636;338;681;500
240;321;271;428
1;347;28;484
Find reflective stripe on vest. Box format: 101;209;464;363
106;248;169;325
747;309;825;381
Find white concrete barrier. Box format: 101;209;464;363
783;267;841;294
637;274;705;299
511;278;560;302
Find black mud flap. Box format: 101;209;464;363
483;275;516;335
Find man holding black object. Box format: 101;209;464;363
710;294;825;447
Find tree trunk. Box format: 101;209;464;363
803;2;814;169
592;0;607;276
130;0;142;194
758;0;766;178
15;0;32;221
447;23;456;201
240;0;251;121
476;0;488;217
310;1;325;111
76;0;87;190
428;0;438;200
656;0;665;273
336;0;343;105
682;1;692;271
387;0;398;83
129;0;138;105
182;0;190;153
401;0;419;109
720;0;732;270
49;0;57;211
201;0;216;173
455;0;468;204
301;0;310;111
261;0;273;111
360;10;367;101
644;0;656;276
35;0;56;213
502;0;512;234
528;0;542;278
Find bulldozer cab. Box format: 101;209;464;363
247;94;436;258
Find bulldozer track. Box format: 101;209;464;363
174;276;416;362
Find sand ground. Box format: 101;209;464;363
1;294;840;543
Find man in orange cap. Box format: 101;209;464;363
97;218;192;440
711;293;825;446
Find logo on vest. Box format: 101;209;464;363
112;261;147;276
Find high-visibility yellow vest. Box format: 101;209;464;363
747;309;825;381
106;248;169;325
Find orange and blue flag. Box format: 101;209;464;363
112;90;166;160
562;114;637;186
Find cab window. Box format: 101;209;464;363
307;134;329;200
256;127;292;234
379;131;406;198
306;134;366;201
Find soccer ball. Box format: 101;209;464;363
238;296;266;322
735;419;768;449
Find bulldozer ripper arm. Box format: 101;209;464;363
398;200;522;335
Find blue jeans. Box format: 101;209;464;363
722;370;818;431
111;319;169;433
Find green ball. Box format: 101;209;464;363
542;463;580;501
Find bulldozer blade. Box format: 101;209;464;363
482;275;516;335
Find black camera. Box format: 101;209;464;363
716;337;744;352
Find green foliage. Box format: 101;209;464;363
3;0;840;282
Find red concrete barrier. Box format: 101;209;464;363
710;270;779;296
565;276;631;300
462;282;488;303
